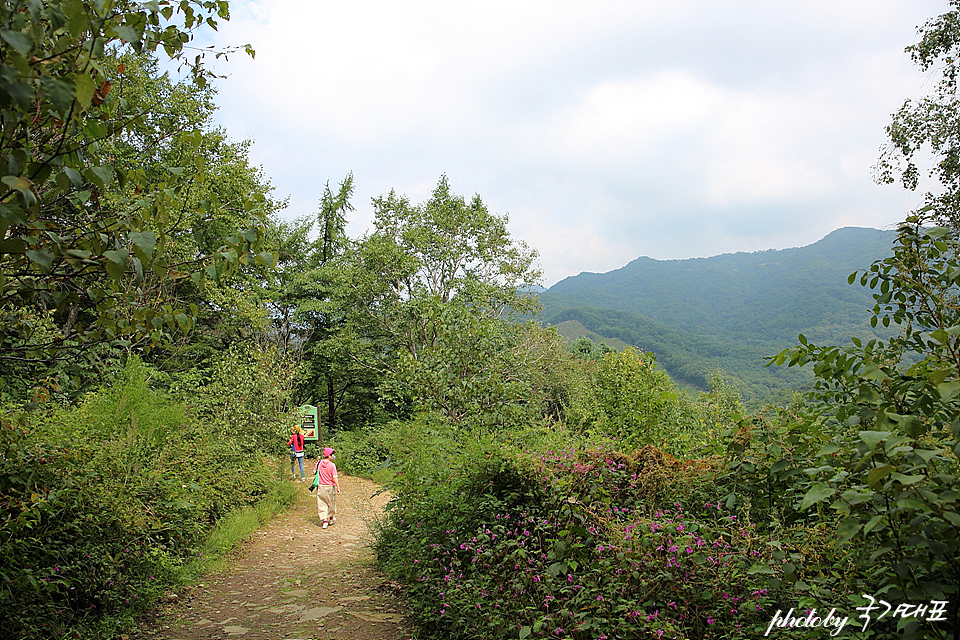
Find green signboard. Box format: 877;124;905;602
299;405;320;443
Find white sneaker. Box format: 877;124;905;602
322;520;328;529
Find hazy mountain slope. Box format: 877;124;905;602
540;227;893;405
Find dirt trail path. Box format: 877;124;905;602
133;475;413;640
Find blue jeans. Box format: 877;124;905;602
291;453;305;478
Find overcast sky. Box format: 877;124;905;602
201;0;947;287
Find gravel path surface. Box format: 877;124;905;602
132;474;413;640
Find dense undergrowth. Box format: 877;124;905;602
368;423;778;640
375;442;773;639
357;401;958;639
0;358;297;640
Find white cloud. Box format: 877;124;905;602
201;0;948;285
541;73;720;170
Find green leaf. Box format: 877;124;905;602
130;231;157;257
103;249;128;281
0;238;28;253
84;166;114;189
840;489;876;505
0;29;34;55
818;443;841;456
747;563;775;574
25;249;54;271
91;0;111;18
74;73;95;108
859;431;889;451
2;176;33;192
63;167;82;187
105;259;125;281
0;72;34;108
928;368;952;385
520;627;531;640
938;380;960;400
890;473;926;486
837;517;862;542
863;514;886;534
860;363;890;381
113;25;140;43
103;249;128;265
800;483;836;510
38;75;75;118
896;497;927;511
725;492;737;509
867;464;895;487
131;256;143;283
770;459;791;473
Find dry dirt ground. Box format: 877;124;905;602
132;474;414;640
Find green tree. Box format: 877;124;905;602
585;347;685;450
774;218;960;625
0;0;268;395
876;0;960;228
342;176;543;425
364;174;540;318
770;6;960;626
261;174;385;432
102;53;284;380
568;334;615;361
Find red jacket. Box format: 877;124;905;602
287;433;305;452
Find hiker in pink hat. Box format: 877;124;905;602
313;447;340;528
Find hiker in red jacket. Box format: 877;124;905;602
288;426;306;481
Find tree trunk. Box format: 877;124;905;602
326;377;337;432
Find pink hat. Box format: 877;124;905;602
323;447;334;457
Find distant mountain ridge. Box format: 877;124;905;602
539;227;894;406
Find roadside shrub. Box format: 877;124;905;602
0;359;293;640
376;443;778;639
326;423;394;478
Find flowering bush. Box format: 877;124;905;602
376;445;779;639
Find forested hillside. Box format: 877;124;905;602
540;226;893;405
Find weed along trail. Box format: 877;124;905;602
134;475;412;640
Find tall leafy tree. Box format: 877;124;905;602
261;174;381;432
876;0;960;227
342;176;543;426
774;219;960;619
365;175;540;316
0;0;269;396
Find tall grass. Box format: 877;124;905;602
179;459;297;578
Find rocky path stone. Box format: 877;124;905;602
133;475;412;640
